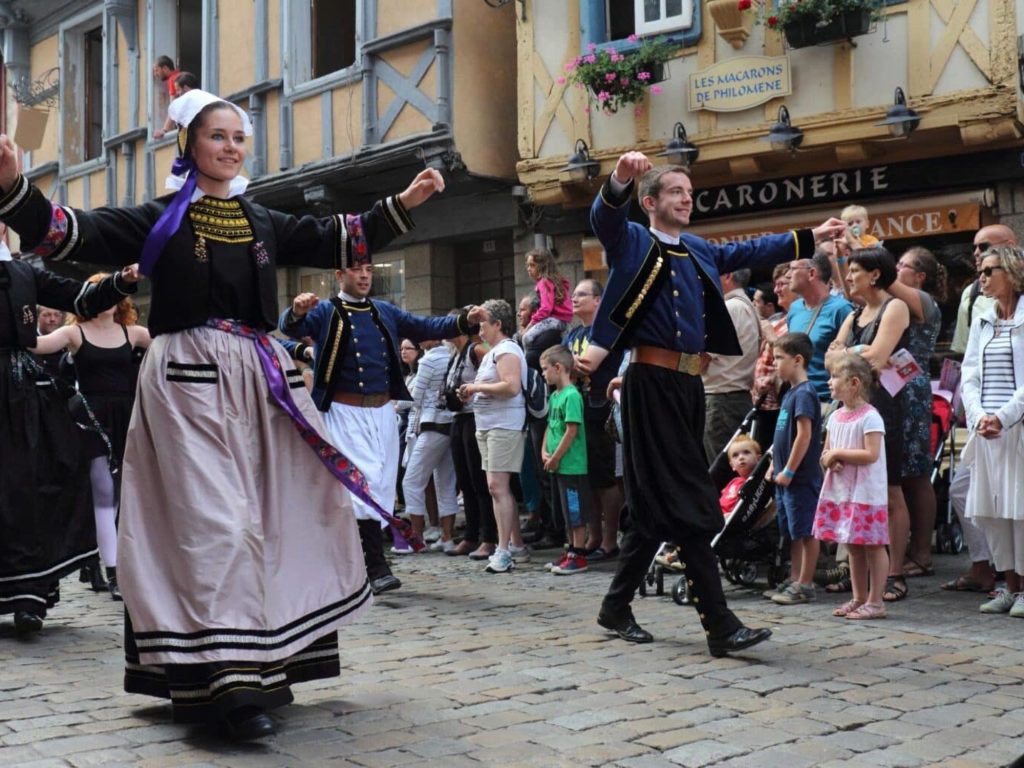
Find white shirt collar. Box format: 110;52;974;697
649;226;681;245
338;290;368;304
164;173;250;199
0;242;11;261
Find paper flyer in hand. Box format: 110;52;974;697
879;348;923;397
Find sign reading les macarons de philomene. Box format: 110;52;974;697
688;55;792;112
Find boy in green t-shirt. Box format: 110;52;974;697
540;345;592;575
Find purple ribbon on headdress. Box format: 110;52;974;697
138;156;197;277
206;318;422;552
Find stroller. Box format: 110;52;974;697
639;405;786;605
932;358;964;554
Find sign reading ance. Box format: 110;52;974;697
688;56;792;112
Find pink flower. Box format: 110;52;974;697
587;42;598;51
605;72;617;82
620;77;630;86
585;54;597;64
651;85;663;94
611;53;624;63
597;90;610;102
564;61;577;72
557;76;566;85
637;71;651;81
627;33;639;43
634;106;644;116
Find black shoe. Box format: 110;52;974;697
597;609;653;644
14;611;43;635
106;567;123;602
224;707;275;741
707;626;772;658
370;574;402;595
83;564;108;592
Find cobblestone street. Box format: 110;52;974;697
2;550;1023;768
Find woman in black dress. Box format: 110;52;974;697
32;276;151;600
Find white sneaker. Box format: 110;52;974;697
1009;593;1024;618
508;544;531;563
485;549;515;573
422;526;442;543
429;539;456;554
390;544;415;555
980;588;1016;614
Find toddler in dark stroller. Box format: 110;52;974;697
643;407;785;604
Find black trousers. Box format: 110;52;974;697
600;363;741;638
357;519;391;581
527;417;564;538
451;413;496;543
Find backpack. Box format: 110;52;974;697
524;365;549;419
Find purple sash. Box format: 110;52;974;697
206;318;421;551
138;156;197;277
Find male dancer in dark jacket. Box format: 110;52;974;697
579;151;845;656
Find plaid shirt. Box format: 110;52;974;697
752;314;788;410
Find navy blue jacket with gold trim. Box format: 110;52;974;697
589;177;815;355
0;174;413;337
279;298;473;412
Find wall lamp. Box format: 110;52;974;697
763;106;803;154
876;87;920;138
560;139;601;182
656;122;700;169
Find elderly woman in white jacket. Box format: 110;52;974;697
961;244;1024;617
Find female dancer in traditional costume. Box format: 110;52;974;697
0;89;442;739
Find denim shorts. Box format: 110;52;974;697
775;482;820;539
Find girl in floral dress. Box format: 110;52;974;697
814;354;890;620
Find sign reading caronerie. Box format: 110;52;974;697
699;203;980;246
688;56;792;112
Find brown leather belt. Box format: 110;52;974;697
631;346;704;376
333;391;391;408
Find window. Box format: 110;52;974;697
634;0;694;36
61;15;107;167
286;0;359;90
581;0;701;52
313;0;357;78
177;0;203;78
150;0;204;131
84;27;103;161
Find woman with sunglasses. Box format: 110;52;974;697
962;245;1024;618
888;248;947;579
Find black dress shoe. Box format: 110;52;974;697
224;708;275;741
106;567;123;602
707;626;772;658
370;574;402;595
14;611;43;635
81;563;108;592
597;610;653;644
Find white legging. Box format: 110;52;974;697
90;456;118;567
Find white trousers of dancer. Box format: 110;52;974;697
402;430;458;518
321;401;398;527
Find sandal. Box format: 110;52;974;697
832;599;864;617
825;575;852;594
883;575;908;602
940;575;994;593
846;602;887;620
902;558;935;578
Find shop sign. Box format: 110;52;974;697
688;56;792;112
699;202;980;246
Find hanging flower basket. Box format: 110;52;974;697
563;36;674;115
782;8;873;48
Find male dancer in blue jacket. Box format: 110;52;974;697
282;253;482;596
579;151;845;656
